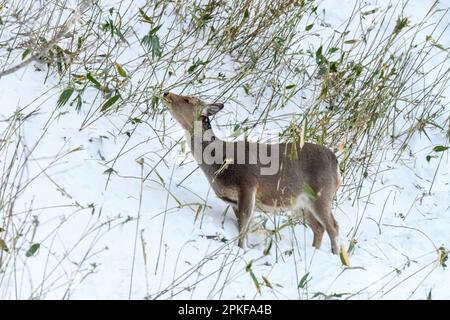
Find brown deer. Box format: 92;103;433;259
163;92;341;254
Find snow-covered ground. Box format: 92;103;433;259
0;0;449;299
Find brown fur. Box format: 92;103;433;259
164;92;341;254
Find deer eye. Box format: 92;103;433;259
183;98;189;103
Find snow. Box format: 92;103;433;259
0;0;449;299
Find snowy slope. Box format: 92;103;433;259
0;0;449;299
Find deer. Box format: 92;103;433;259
163;92;341;254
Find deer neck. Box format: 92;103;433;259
184;117;221;166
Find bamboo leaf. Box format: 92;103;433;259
22;48;32;60
393;17;410;35
329;47;339;54
362;9;378;15
100;94;121;112
149;24;161;35
103;168;117;175
431;42;448;51
68;146;83;153
0;238;9;253
433;145;449;152
136;157;144;166
340;244;351;266
303;184;318;200
243;9;249;22
249;271;261;294
115;62;128;77
142;32;162;59
245;260;261;294
86;73;102;89
298;272;311;289
139;8;154;24
194;205;203;223
438;246;448;268
263;238;272;256
262;276;273;289
154;169;165;185
188;58;208;74
25;243;40;257
57;87;74;108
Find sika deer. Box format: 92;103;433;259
163;92;341;254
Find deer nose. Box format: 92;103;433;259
163;92;170;97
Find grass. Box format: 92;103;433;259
0;0;449;299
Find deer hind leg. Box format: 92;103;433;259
233;188;256;248
328;213;339;254
306;211;325;250
312;199;339;255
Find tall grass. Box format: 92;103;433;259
0;0;449;299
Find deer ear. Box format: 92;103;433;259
201;103;224;117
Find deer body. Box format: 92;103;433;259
164;92;340;254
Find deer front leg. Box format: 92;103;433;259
234;188;256;248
